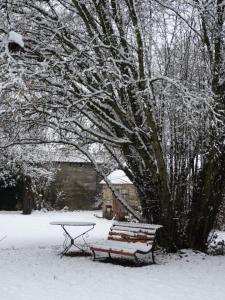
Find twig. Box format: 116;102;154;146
0;236;7;242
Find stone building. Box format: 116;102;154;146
101;170;140;220
48;161;100;210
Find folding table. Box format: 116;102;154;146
50;221;96;257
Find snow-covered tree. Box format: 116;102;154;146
1;0;225;250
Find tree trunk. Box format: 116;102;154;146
186;152;225;250
22;177;33;215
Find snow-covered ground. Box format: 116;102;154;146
0;210;225;300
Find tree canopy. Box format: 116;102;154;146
1;0;225;251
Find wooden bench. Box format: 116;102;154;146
90;221;162;264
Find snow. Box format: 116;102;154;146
0;210;225;300
215;231;225;241
90;239;152;254
100;169;132;184
8;31;24;48
50;221;96;226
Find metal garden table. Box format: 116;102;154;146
50;221;96;257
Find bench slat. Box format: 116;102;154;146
113;221;162;230
108;231;154;243
109;230;155;238
91;247;135;256
90;240;152;255
108;237;153;243
111;226;156;235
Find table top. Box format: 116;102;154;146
50;221;96;226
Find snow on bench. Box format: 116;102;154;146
90;221;162;264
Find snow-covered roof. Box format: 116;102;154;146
100;169;132;185
8;31;24;48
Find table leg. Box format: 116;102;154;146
61;242;73;257
73;225;95;250
60;225;95;256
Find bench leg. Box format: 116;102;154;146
91;250;111;262
152;250;155;264
91;250;96;261
134;254;139;264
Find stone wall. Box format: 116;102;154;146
0;162;101;212
48;162;100;210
